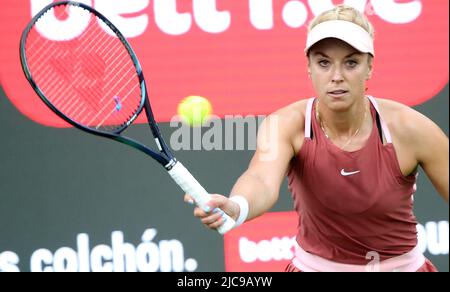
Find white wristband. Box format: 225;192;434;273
230;195;249;227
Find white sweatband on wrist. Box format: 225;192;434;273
230;195;249;227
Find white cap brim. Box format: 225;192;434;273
305;20;374;56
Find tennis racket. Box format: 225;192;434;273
20;1;235;234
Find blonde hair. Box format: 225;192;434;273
308;5;374;39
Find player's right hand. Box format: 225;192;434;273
184;194;240;230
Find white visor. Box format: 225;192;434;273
305;20;374;56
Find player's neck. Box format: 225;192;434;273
316;98;368;138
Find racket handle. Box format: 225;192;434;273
168;161;236;235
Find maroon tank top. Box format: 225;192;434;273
287;96;418;264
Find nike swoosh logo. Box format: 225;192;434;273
341;169;361;176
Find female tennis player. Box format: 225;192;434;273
185;5;449;272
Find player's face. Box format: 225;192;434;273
308;38;373;112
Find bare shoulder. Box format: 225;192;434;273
269;99;307;125
375;98;418;121
370;98;448;200
262;99;309;153
375;98;448;159
374;98;436;139
265;99;308;138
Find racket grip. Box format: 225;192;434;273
167;161;236;235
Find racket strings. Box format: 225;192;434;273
25;4;142;133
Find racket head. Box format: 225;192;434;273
20;1;146;135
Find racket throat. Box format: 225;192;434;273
165;159;178;171
154;138;163;151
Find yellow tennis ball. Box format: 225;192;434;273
177;95;212;127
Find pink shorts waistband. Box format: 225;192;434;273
292;244;425;272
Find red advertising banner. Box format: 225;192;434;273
224;211;298;272
1;1;448;127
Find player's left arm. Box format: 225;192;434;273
408;109;449;202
